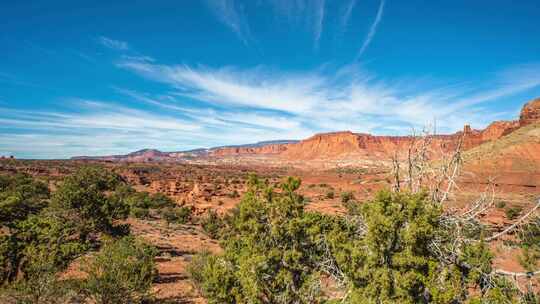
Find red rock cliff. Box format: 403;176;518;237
210;143;290;157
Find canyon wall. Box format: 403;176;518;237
209;143;291;157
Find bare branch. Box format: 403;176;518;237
486;199;540;242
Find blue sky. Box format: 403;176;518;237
1;0;539;159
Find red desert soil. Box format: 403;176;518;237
128;218;221;303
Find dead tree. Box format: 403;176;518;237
389;126;540;295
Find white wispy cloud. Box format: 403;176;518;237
119;58;540;136
98;36;130;50
205;0;252;45
121;55;155;62
341;0;357;29
3;59;539;159
0;96;314;158
356;0;385;59
266;0;327;48
313;0;325;49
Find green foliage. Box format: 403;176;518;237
518;216;540;272
328;190;505;304
459;240;493;288
495;201;507;209
17;211;89;275
521;290;540;304
0;173;57;285
0;236;21;284
148;192;175;209
190;175;327;303
471;277;520;304
201;210;226;239
518;216;540;249
50;166;129;238
0;247;82;304
228;189;240;198
161;206;192;224
343;191;444;303
124;191;175;218
0;173;49;230
130;206;150;219
188;251;239;304
325;190;335;199
504;206;523;220
0;167;166;303
82;237;157;304
340;191;355;203
1;167;131;287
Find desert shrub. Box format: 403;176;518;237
495;201;507;209
190;175;327;303
518;216;540;272
518;216;540;248
0;236;21;285
1;167;140;285
82;237;157;304
325;190;335;199
131;207;150;219
328;190;499;303
125;191;175;218
520;290;540;304
0;247;82;304
340;191;355;203
0;173;50;284
161;206;192;224
50;166;129;239
342;199;361;215
147;192;175;209
1;209;90;286
504;206;523;220
0;173;49;230
200;210;226;239
188;251;238;304
336;191;446;303
228;189;240;198
18;211;89;272
0;173;88;285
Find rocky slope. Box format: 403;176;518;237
462;120;540;188
457;97;540;189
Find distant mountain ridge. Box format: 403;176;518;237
71;140;299;161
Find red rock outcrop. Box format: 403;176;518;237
480;121;520;141
210;143;290;157
462;121;540;189
279;126;510;161
519;98;540;126
202;116;526;162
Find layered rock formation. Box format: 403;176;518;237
462;121;540;188
209;142;291;157
520;98;540;126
